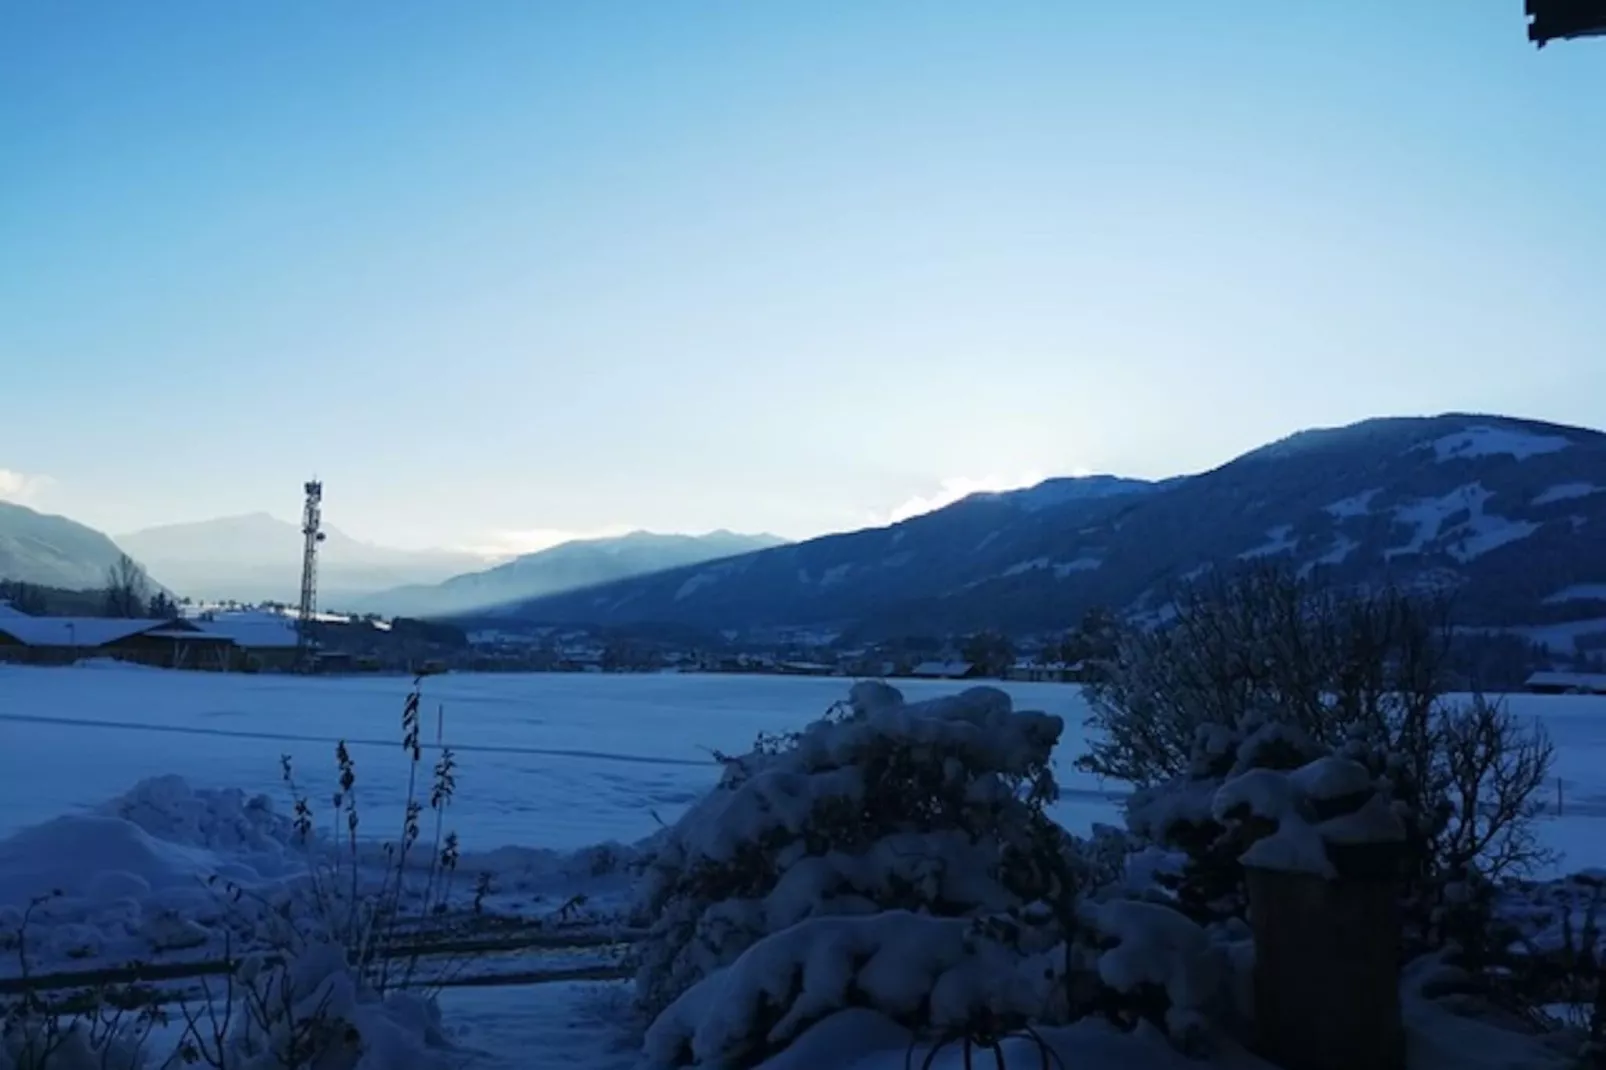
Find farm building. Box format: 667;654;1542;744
1524;671;1606;695
0;616;233;668
0;609;303;671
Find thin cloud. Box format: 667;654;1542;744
457;524;638;559
0;468;51;505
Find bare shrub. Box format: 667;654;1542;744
268;675;464;997
1080;565;1556;899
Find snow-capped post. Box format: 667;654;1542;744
1232;760;1409;1070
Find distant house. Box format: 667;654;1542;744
1524;671;1606;695
1006;659;1086;683
775;660;837;676
909;660;977;680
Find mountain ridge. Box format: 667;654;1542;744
481;413;1606;642
356;530;789;617
1;501;166;592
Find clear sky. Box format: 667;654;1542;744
2;2;1603;555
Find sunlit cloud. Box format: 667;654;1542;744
880;472;1050;526
0;468;52;505
456;524;638;559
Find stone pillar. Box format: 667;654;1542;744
1244;843;1405;1070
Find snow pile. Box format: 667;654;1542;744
220;942;455;1070
0;775;639;978
0;777;310;971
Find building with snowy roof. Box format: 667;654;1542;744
187;611;302;670
1523;670;1606;695
0;615;235;668
907;660;977;680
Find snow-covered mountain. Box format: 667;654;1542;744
116;514;485;607
489;414;1606;640
356;530;789;618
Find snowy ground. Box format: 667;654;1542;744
3;664;1605;1068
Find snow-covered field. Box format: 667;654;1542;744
0;665;1136;848
3;663;1605;1068
6;664;1605;861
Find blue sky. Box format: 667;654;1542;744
2;2;1602;554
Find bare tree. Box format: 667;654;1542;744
1080;563;1555;885
102;554;150;618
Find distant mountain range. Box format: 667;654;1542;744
114;514;486;607
484;414;1606;646
7;414;1606;646
353;531;789;617
0;501;148;592
0;506;787;615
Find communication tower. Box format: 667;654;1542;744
297;480;326;667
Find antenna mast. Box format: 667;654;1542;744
297;479;326;669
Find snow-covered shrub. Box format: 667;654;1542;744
633;683;1065;1017
632;683;1114;1061
641;911;1067;1067
634;683;1245;1066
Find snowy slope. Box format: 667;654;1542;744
493;414;1606;637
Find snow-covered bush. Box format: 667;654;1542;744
634;682;1241;1067
641;911;1066;1067
632;682;1066;1019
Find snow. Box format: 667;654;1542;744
4;669;1606;1068
817;563;853;586
1286;756;1373;802
1533;482;1600;506
1209;757;1403;880
190;610;301;649
0;617;181;648
1324;489;1381;519
674;563;740;602
1314;534;1359;566
1543;584;1606;605
1237;525;1298;561
1384;483;1540;562
1083;899;1223;1033
1428;425;1571;463
1507;617;1606;655
1002;556;1101;579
